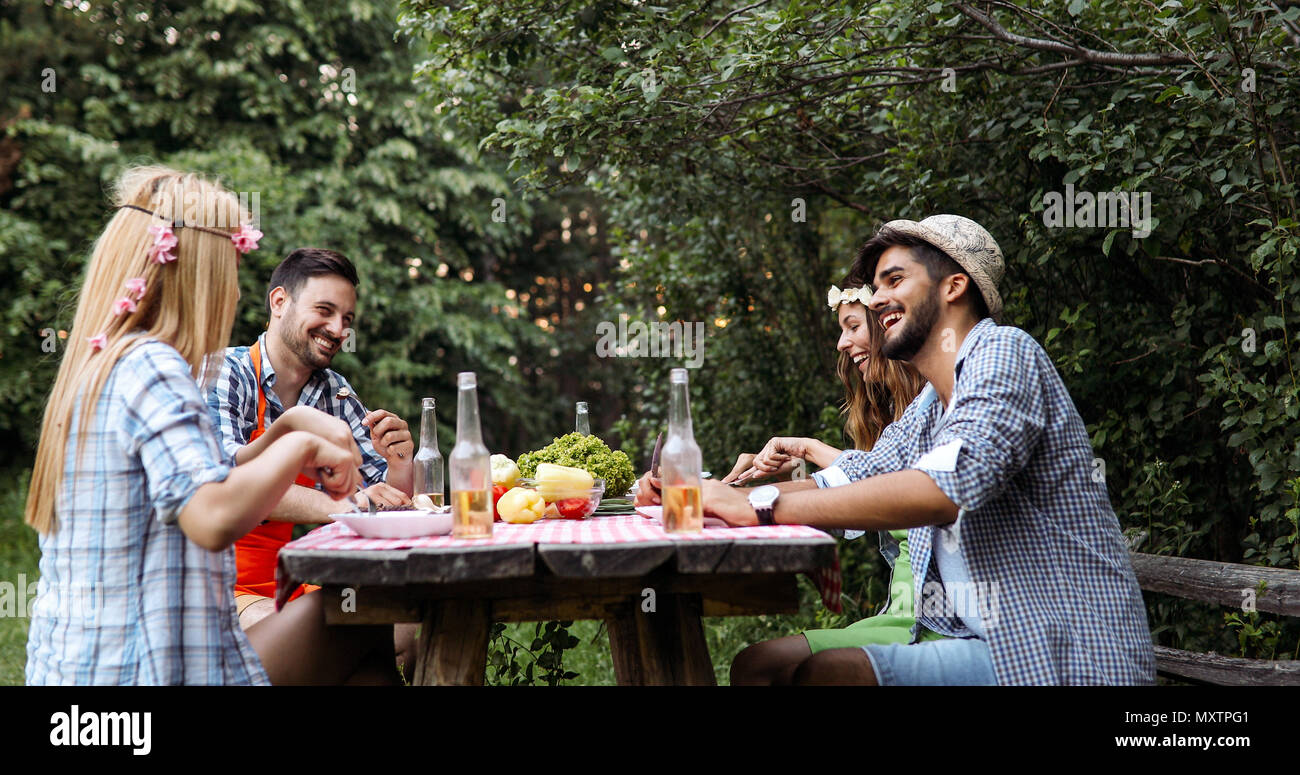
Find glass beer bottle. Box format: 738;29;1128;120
660;368;703;533
449;372;492;538
575;401;590;435
414;397;444;508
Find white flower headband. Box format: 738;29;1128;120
827;284;871;311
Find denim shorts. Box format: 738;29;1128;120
862;637;997;685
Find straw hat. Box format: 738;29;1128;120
880;214;1004;321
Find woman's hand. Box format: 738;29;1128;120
721;453;756;483
278;406;358;454
301;434;364;499
725;454;798;485
751;437;812;474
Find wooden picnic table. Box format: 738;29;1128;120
275;516;837;685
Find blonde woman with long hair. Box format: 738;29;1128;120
723;281;942;686
25;166;398;685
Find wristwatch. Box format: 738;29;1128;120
748;485;780;526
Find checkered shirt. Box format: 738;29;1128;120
205;332;386;486
833;319;1155;685
26;340;270;685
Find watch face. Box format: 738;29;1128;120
749;485;779;508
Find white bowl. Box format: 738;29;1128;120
331;510;453;539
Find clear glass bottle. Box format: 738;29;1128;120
575;401;590;435
449;372;492;538
414;397;444;508
660;368;703;533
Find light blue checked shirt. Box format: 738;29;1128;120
205;332;387;487
26;339;270;685
830;318;1155;685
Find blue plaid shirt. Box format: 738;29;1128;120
205;332;386;487
832;319;1155;685
26;339;270;685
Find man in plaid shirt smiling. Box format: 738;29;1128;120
696;215;1155;685
206;248;416;633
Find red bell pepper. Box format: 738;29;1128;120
492;484;510;521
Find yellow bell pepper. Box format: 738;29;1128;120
496;487;547;524
534;462;594;502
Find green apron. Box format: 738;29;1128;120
803;530;947;652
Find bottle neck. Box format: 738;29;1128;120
420;402;438;449
667;380;693;438
456;386;483;446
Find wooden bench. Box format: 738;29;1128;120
1131;552;1300;685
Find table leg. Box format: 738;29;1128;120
606;593;716;686
413;599;491;686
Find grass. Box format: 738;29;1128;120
494;608;819;686
0;471;38;685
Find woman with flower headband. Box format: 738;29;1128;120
25;166;400;685
721;279;946;685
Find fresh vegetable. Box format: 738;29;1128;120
555;497;592;520
492;484;510;521
516;432;636;496
534;463;595;502
490;454;521;488
496;487;546;524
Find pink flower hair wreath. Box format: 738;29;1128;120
119;203;262;260
88;204;263;352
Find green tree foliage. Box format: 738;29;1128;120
1;0;631;467
1;0;646;685
403;0;1300;656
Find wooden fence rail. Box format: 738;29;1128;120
1131;552;1300;686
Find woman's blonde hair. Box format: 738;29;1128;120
834;295;926;451
26;166;248;533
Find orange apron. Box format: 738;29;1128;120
233;340;321;602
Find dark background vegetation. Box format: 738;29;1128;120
2;0;1296;683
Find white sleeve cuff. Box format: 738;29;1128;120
812;465;851;489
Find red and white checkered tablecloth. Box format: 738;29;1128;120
287;513;828;551
281;514;843;612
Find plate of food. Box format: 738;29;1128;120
331;509;453;539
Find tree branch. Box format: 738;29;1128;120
1112;345;1159;365
954;3;1193;66
702;0;771;39
1150;255;1272;299
1270;1;1300;47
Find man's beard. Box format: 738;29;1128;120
881;288;940;362
279;312;337;371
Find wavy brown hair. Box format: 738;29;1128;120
835;293;926;450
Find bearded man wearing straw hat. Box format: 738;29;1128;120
690;214;1155;685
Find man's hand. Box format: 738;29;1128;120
633;471;661;507
362;409;413;462
700;479;758;527
353;483;412;509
